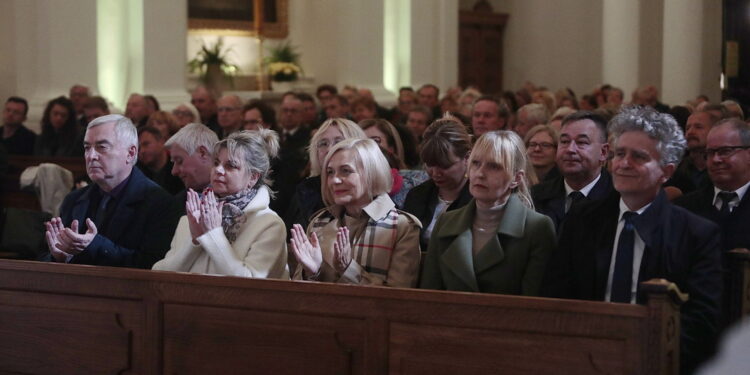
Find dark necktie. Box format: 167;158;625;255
611;211;639;303
95;194;111;229
718;191;737;217
567;191;585;212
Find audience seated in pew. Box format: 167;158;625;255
290;138;422;287
165;123;218;207
34;96;84;157
542;106;722;374
403;117;473;251
154;130;289;279
283;118;366;237
1;96;36;156
524;124;560;184
43;114;181;268
531;111;614;232
420;131;555;295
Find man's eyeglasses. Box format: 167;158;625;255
527;142;556;150
704;146;750;159
218;106;240;113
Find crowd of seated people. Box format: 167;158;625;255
1;80;749;374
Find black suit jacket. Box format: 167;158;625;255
270;127;311;216
674;184;750;251
52;167;181;268
531;169;613;232
402;179;472;251
543;190;722;374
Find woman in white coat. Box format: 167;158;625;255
153;129;289;279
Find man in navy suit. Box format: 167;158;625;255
675;118;750;251
543;106;722;374
531;111;614;231
44;114;180;268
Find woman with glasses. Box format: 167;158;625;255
403;117;473;250
283;118;367;233
524;124;559;183
290;138;422;287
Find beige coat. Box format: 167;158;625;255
153;186;289;279
294;194;422;287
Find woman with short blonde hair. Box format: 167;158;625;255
291;138;422;287
420;131;555;295
154;129;289;279
283;118;366;232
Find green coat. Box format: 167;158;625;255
420;194;555;296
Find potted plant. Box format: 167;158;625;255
265;42;302;90
188;38;240;91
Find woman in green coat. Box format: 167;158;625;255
420;130;555;296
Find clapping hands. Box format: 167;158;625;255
45;217;98;262
290;224;352;277
186;188;225;244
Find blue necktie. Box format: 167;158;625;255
611;211;638;303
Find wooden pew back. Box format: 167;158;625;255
0;260;683;374
728;248;750;324
3;155;86;210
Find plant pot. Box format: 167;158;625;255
205;63;225;91
271;80;296;93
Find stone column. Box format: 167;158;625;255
602;0;640;97
661;0;703;105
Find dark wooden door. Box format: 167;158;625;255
459;3;508;95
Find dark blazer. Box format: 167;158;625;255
402;179;472;250
54;167;181;268
420;194;556;296
269;127;311;216
674;184;750;251
283;175;323;239
542;190;722;374
531;169;613;232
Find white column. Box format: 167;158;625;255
661;0;703;105
410;0;459;94
142;0;189;110
383;0;411;93
602;0;639;96
10;0;99;130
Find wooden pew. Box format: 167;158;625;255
2;155;86;210
728;248;750;324
0;260;685;374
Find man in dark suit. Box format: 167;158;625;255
531;111;613;231
44;114;180;269
270;94;310;216
675;118;750;251
1;96;36;155
543;106;722;374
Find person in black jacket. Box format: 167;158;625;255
43;114;180;268
403;117;473;250
34;96;84;157
543;106;721;374
531;111;613;232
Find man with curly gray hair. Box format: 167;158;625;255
544;106;722;374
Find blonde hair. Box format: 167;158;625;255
214;129;280;189
321;138;392;207
469;131;535;208
308;118;366;176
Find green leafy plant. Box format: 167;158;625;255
188;38;240;76
265;41;300;65
265;41;302;81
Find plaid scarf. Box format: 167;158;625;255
218;187;258;243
